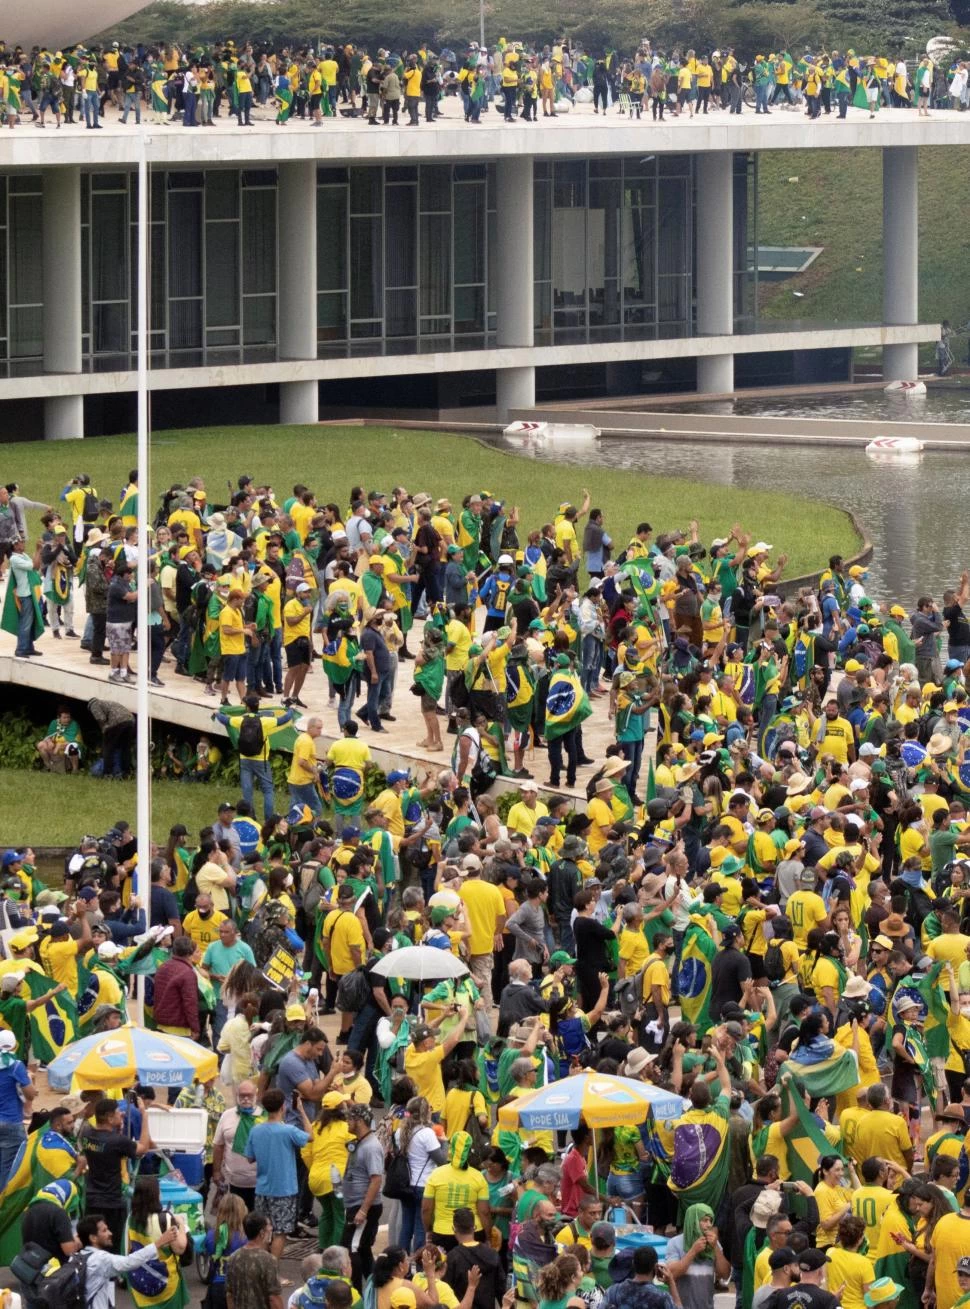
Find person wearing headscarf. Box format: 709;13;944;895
420;1130;491;1253
664;1202;731;1308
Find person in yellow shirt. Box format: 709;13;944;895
816;702;855;765
786;869;830;949
182;895;227;952
218;588;253;706
641;935;673;1031
403;60;423;125
321;885;367;1037
288;718;324;819
404;1010;473;1116
676;63;694;117
617;904;650;978
853;1083;915;1172
814;1154;857;1249
826;1216;876;1309
41;908;92;994
458;865;508;1009
282;582;313;706
586;779;616;856
710;853;745;916
506;783;549;838
851;1157;897;1247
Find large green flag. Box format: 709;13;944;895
0;568;44;642
785;1044;859;1099
219;704;300;754
0;1126;79;1263
893;962;950;1059
780;1084;844;1185
24;971;77;1064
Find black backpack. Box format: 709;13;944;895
763;941;786;986
237;714;264;757
36;1249;93;1309
383;1138;412;1201
82;491;99;520
335;965;371;1014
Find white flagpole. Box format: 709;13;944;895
134;135;152;1023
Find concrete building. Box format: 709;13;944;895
0;110;944;441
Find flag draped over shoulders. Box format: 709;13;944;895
0;569;44;641
0;1128;78;1263
676;917;716;1034
24;971;77;1064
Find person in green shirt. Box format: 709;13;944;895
929;808;970;878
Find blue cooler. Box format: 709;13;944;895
159;1175;205;1245
169;1151;205;1186
614;1229;669;1259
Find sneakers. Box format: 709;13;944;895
89;655;109;665
150;676;165;687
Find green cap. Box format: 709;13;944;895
549;950;577;967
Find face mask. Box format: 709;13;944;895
237;1104;255;1116
198;909;211;919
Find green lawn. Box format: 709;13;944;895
4;425;857;578
0;769;220;848
758;146;968;360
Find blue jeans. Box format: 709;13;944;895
183;90;197;125
620;738;644;796
0;1121;26;1191
247;642;272;692
241;758;275;819
212;1000;229;1046
398;1184;427;1253
121;90;141;123
84;89;100;127
336;677;357;728
15;592;36;655
363;674;389;729
580;634;603;693
348;1001;382;1094
289;780;323;818
270;629;283;692
503;86;517;119
755;84;769;112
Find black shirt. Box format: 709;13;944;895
765;1287;838;1309
151;883;179;928
445;1239;503;1309
574;916;614;975
943;603;970;647
175;562;199;613
360;627;392;678
710;946;752;1020
21;1199;74;1260
106;576;134;624
81;1127;138;1206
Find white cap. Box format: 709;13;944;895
98;942;122;959
858;743;879;757
38;906;61;919
296;582;311;593
849;778;869;793
498;554;514;566
519;779;539;791
0;1031;16;1052
752;541;773;554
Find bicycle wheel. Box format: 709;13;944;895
196;1249;212;1284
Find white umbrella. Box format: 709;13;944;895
370;944;469;981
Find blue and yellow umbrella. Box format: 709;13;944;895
47;1021;218;1092
497;1071;685;1131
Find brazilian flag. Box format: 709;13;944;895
76;962;126;1032
220;705;300;755
786;1045;859;1099
792;634;815;692
24;971;76;1064
523;546;547;603
0;1127;79;1263
44;558;72;606
506;660;535;732
331;765;365;815
0;568;44;642
126;1222;190;1309
120;483;139;524
894;963;950;1059
321;634;359;687
544;670;591;741
677;916;716;1033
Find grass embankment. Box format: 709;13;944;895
0;771;218;847
4;426;857;578
758;146;966;360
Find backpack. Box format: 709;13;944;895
36;1249;93;1309
335;965;371;1014
763;941;786;986
237;714;264;758
82;491;99;520
382;1137;413;1201
615;965;646;1020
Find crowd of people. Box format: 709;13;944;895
0;36;963;129
3;462;970;1309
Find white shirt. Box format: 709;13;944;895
212;1107;259;1187
398;1123;444;1187
84;1244;160;1309
663;875;693;932
376;1015;408;1049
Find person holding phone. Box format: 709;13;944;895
244;1088;312;1260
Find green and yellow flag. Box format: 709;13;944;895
24;971;77;1064
676;917;716;1033
544;669;592;741
0;569;44;642
779;1084;843;1185
0;1126;79;1263
219;704;300;754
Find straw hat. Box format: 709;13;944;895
927;733;953;757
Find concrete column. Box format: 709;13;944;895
695;152;734;395
43;167;83;439
277;160;318;423
882;146;919;382
495;157;535;420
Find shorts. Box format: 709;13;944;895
678;89;690;105
420;692;438;713
606;1171;644;1199
285;636;311;668
0;542;13;563
254;1193;298;1235
746;950;768;979
106;621;133;653
309;93;322;111
107;71;120;90
222;652;246;680
930;1056;949;1095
